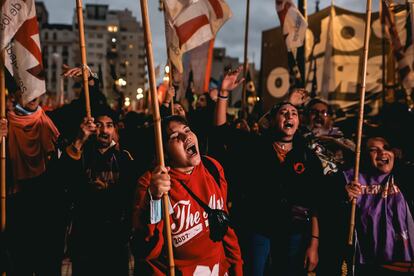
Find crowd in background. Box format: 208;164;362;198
1;65;414;276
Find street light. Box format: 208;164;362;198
124;96;131;107
116;78;127;87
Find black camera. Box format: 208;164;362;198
208;209;230;242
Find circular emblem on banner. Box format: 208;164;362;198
267;67;290;99
341;26;355;39
333;14;364;51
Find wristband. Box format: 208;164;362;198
311;235;319;240
218;94;229;100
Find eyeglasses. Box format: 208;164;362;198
309;109;329;117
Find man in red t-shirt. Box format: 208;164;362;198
133;115;243;275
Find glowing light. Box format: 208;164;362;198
165;65;170;74
112;38;116;43
117;78;127;86
136;94;144;100
107;26;118;32
137;88;143;94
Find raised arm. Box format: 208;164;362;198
214;66;244;126
66;117;96;160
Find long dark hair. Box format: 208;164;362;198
360;136;400;173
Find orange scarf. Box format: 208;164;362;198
8;108;60;182
273;142;288;163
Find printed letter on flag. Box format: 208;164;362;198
1;0;46;105
276;0;308;50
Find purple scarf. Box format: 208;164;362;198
344;169;414;264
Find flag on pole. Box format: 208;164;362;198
164;0;231;73
0;0;45;105
275;0;308;50
176;40;214;98
382;0;414;90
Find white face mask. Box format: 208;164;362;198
14;103;39;115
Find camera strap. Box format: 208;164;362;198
177;156;222;213
177;180;212;214
201;156;220;188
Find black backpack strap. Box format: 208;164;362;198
201;156;220;188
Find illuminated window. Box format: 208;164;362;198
107;25;118;32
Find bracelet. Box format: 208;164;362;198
218;94;229;100
311;235;319;240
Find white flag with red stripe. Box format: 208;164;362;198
276;0;307;50
1;0;46;105
164;0;231;73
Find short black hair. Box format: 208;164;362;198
92;106;119;124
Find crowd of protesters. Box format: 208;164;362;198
1;64;414;276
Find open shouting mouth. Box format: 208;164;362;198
185;143;198;157
376;156;390;166
283;121;294;129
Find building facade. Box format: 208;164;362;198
72;4;147;105
40;23;75;103
211;48;257;107
37;2;147;106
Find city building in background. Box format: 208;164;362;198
211;47;257;107
40;23;75;103
36;1;147;106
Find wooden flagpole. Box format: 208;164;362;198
140;0;175;274
348;0;372;246
161;2;174;115
0;54;6;267
381;0;387;106
75;0;92;118
241;0;250;119
298;0;307;85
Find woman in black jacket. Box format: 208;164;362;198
213;67;325;276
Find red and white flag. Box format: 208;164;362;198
1;0;46;105
164;0;231;73
276;0;308;50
